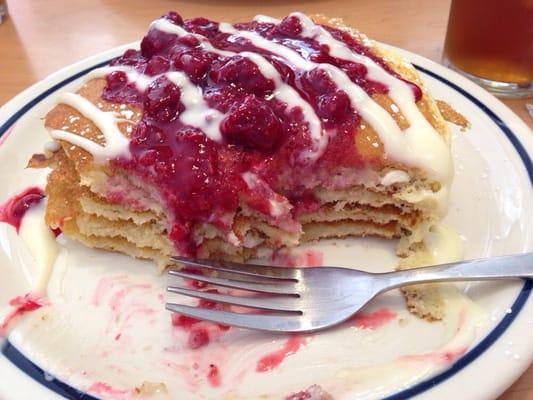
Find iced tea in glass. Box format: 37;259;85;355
443;0;533;98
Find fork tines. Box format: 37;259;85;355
166;256;305;332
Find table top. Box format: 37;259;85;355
0;1;531;399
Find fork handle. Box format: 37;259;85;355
381;252;533;290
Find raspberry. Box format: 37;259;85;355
277;15;302;37
209;56;275;95
343;62;368;81
221;96;282;152
317;90;351;121
173;50;216;82
163;12;183;25
144;55;170;76
305;68;336;92
144;77;181;122
106;71;128;91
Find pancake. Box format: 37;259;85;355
29;12;453;277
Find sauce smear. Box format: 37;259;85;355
348;308;397;329
207;363;221;387
256;334;306;372
0;187;45;232
0;293;47;334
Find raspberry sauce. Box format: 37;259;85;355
102;12;422;254
256;334;305;372
170;288;230;349
206;363;221;387
0;187;44;233
348;307;397;329
0;293;47;333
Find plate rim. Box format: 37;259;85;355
0;42;532;400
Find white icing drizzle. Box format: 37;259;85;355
425;225;464;265
242;171;263;190
44;140;60;153
87;67;224;142
49;93;130;162
235;14;452;186
253;14;281;24
166;72;225;142
19;199;58;293
87;66;153;92
220;14;455;214
268;198;286;217
152;18;326;161
43;140;61;158
380;170;410;186
292;12;452;183
52;15;452;213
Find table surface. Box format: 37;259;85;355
0;0;531;399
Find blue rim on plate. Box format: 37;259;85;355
0;60;531;400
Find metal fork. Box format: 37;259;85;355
166;252;533;333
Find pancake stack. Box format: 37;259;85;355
30;12;453;273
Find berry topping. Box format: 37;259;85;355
173;50;217;82
305;68;337;93
317;90;351;121
101;13;422;254
210;56;275;95
163;11;183;26
277;15;303;37
343;62;368;81
110;49;146;68
144;55;170;76
221;96;282;151
141;29;176;58
104;70;143;104
0;187;45;233
176;34;201;48
106;71;128;91
144;77;182;122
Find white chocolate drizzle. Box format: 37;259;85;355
152;18;326;161
49;93;130;162
425;225;464;265
167;72;225;142
18;199;58;293
87;66;225;142
49;14;453;214
380;170;410;186
292;12;452;183
222;16;452;186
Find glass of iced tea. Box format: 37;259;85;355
443;0;533;98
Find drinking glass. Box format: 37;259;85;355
443;0;533;98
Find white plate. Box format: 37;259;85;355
0;43;531;400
